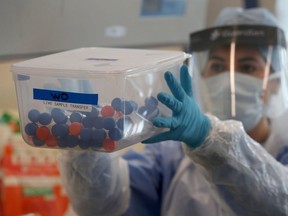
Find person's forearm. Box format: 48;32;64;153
185;116;288;216
58;151;130;216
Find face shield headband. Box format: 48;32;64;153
189;25;287;52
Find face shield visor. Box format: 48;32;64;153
189;25;288;132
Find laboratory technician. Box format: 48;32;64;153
59;7;288;216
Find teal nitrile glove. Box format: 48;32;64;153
142;64;211;148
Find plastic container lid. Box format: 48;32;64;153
11;47;190;77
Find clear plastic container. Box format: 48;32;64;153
11;47;190;152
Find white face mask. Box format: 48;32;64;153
204;72;264;131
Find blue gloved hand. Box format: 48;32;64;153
142;64;211;148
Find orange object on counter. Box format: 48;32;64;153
0;142;69;216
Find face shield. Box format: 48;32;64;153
189;25;288;131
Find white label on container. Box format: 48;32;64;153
42;101;92;112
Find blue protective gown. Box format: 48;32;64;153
122;141;228;216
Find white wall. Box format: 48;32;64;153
0;0;208;57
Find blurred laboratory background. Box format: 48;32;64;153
1;0;288;109
0;0;287;215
